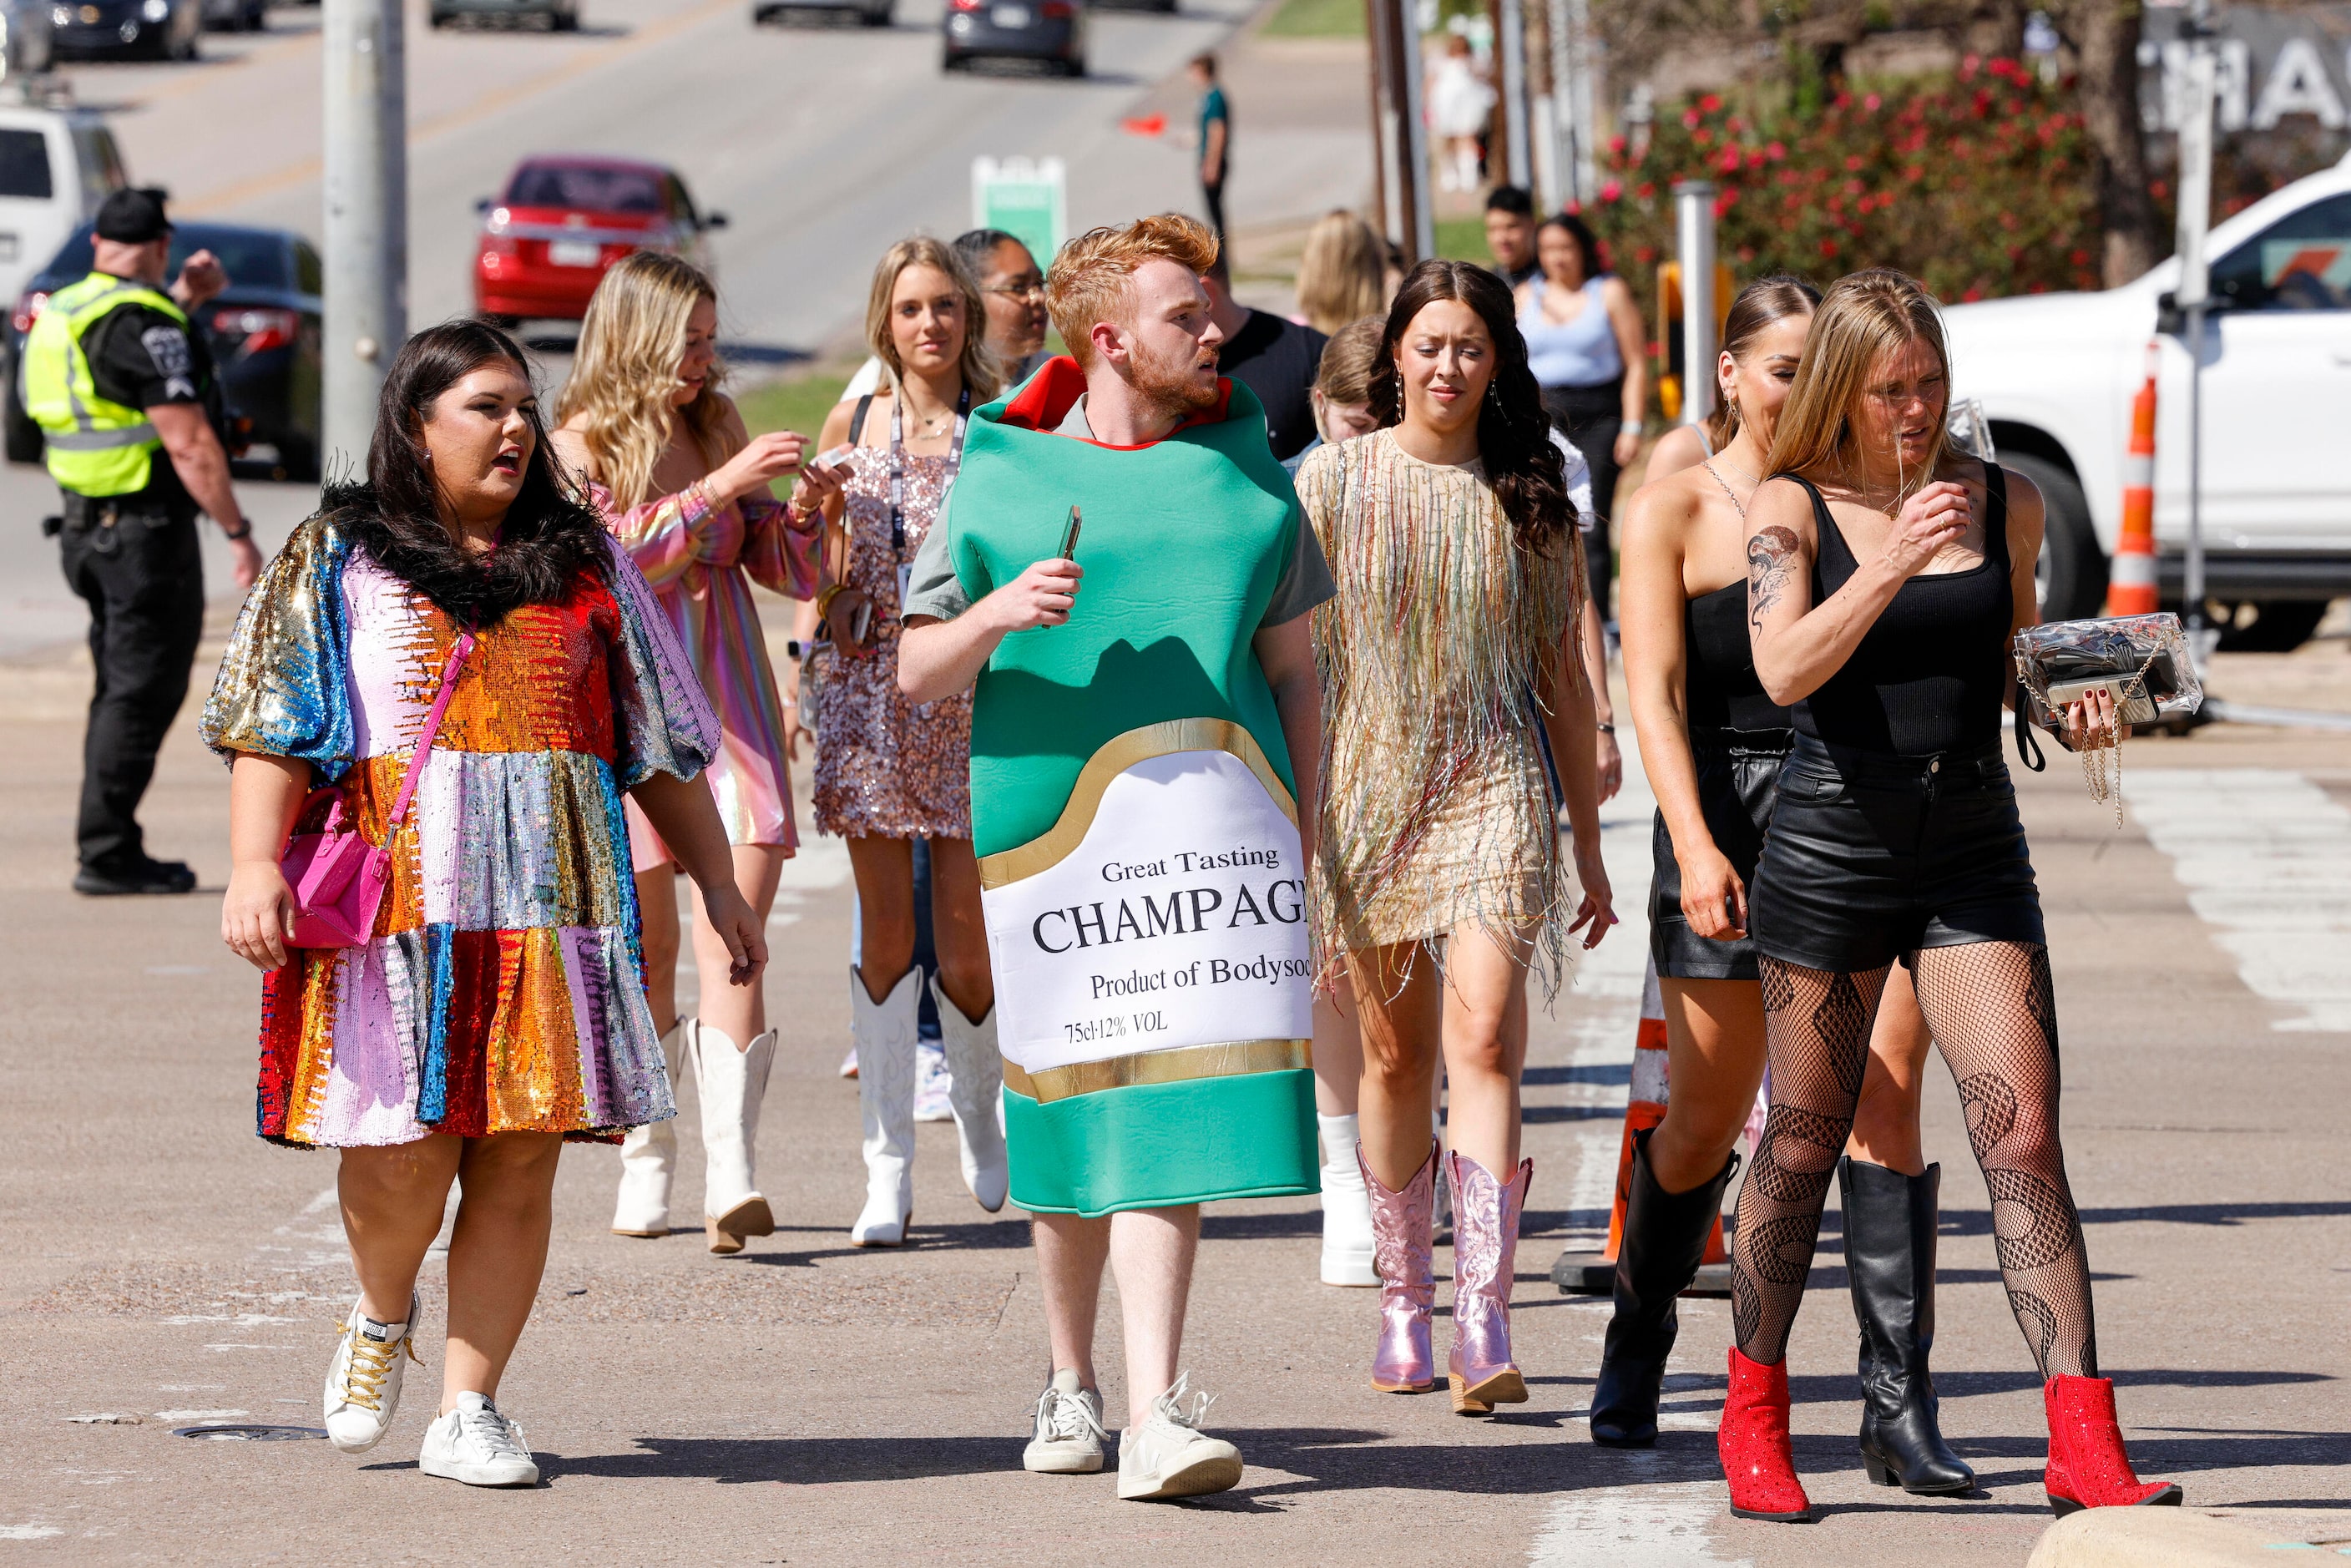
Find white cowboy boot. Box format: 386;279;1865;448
610;1020;685;1237
694;1019;777;1255
1317;1111;1378;1286
930;974;1008;1213
850;967;921;1246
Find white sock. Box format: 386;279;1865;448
1317;1112;1363;1189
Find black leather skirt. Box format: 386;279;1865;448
1649;729;1792;981
1747;733;2045;974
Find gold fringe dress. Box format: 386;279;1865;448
1295;428;1588;985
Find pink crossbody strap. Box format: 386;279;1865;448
381;630;475;837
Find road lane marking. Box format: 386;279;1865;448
2122;767;2351;1031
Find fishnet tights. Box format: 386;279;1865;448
1729;942;2098;1378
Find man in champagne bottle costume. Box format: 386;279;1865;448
899;214;1328;1503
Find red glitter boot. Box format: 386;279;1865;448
2043;1376;2182;1515
1718;1348;1813;1523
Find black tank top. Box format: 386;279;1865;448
1685;580;1792;738
1788;468;2012;757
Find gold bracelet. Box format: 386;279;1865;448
815;583;846;619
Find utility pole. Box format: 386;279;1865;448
1496;0;1530;190
322;0;407;475
1367;0;1433;263
2174;0;2217;663
1675;181;1716;430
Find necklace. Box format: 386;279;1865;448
1701;458;1752;519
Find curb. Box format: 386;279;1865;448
2028;1509;2343;1566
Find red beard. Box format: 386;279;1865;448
1130;334;1221;421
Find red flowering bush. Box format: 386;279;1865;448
1584;57;2102;320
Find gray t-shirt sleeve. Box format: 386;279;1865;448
1260;504;1335;628
901;503;971;623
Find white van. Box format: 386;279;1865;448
0;95;126;312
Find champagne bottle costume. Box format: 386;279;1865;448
904;357;1330;1216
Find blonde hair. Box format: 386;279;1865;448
1295;210;1387;336
1704;275;1818;450
863;236;1003;402
1314;314;1386;404
1765;268;1951;487
555;251;735;510
1045;213;1220;368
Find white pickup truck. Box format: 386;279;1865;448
1944;147;2351;649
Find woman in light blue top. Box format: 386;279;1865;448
1515;211;1649;615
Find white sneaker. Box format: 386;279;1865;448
321;1294;419;1454
914;1038;954;1122
1115;1373;1243;1501
418;1392;539;1486
837;1045;859;1078
1023;1368;1107;1474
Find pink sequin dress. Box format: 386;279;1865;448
594;480;822;873
812;447;973;840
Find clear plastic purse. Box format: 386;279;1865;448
2011;612;2203;823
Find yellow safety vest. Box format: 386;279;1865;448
21;271;190;498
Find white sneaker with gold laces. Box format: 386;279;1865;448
1115;1373;1243;1501
321;1294;419;1454
419;1392;539;1487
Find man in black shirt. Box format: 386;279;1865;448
31;188;257;894
1201;250;1327;463
1485;185;1540;289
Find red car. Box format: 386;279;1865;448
473;156;726;324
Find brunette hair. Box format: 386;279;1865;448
1705;275;1821;450
1314;314;1385;404
336;319;610;626
1045;213;1221;368
1765;268;1951;484
1294;210;1388;336
1536;210;1605;284
1368;259;1575;555
554;251;735;509
863;235;1003;402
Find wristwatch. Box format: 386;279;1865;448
221;520;252;542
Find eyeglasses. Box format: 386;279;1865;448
987;280;1047;302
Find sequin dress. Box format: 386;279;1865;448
1296;429;1587;983
594;481;822;873
812;446;973;839
200;512;720;1148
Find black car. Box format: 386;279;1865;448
49;0;202;58
6;220;323;478
941;0;1082;73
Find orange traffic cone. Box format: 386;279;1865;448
1551;955;1732;1295
2106;342;2160;616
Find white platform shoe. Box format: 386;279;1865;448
693;1018;777;1254
931;974;1009;1213
1317;1111;1378;1286
850;966;921;1246
610;1020;685;1237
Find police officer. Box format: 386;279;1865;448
24;187;260;896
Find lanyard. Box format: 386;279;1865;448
888;384;971;559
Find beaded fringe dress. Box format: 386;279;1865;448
1295;428;1587;994
201;513;720;1149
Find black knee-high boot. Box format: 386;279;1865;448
1589;1130;1737;1448
1840;1157;1974;1493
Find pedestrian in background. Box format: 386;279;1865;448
1515;210;1648;615
839;228;1049;404
1427;33;1496;193
1292;210;1387;336
1190;53;1231;239
810;236;1008;1247
1484;185;1539;288
25;187;260;896
207;321;761;1489
550;253;835;1255
1281;312;1383;478
1202;248;1327;462
1297;260;1615;1416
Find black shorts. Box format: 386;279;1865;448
1648;730;1791;982
1747;733;2045;974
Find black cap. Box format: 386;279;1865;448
94;187;172;245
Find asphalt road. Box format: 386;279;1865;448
1;630;2346;1562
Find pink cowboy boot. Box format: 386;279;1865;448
1446;1149;1533;1414
1360;1141;1438;1393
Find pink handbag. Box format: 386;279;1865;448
279;632;474;949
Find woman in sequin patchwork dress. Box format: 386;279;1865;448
208;322;765;1489
552;253;836;1253
806;236;1006;1245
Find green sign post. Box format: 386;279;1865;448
971;155;1067;270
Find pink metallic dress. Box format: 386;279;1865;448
594;480;822;873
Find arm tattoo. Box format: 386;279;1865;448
1747;525;1800;631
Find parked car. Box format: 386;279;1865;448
0;99;125;311
941;0;1082;73
49;0;201;58
753;0;889;27
1944;146;2351;650
1;0;59;74
199;0;265;30
430;0;578;29
473;156;725;325
5;220;323;477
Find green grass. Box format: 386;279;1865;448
734;366;852;439
1434;215;1491;264
1260;0;1362;38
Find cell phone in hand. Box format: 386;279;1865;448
1058;504;1082;562
817;444;856;471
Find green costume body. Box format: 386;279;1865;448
941;357;1318;1217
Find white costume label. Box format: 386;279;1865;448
982;749;1312;1074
